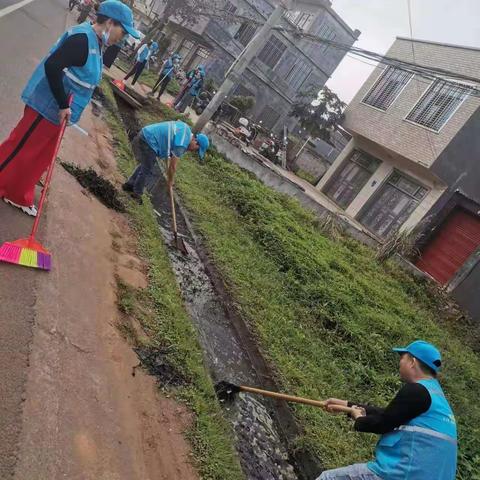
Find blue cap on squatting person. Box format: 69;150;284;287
98;0;140;39
195;133;209;161
393;340;442;373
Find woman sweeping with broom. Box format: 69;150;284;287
0;0;139;217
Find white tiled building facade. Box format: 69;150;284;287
317;38;480;240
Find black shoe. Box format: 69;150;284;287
122;183;133;192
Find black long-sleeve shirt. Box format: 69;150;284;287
44;33;91;109
349;382;432;434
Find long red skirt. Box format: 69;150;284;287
0;106;62;207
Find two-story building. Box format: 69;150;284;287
316;37;480;320
145;0;359;132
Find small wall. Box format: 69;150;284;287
207;128;377;247
451;257;480;323
294;148;329;181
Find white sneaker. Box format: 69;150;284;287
3;197;38;217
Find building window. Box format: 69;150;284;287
285;60;312;90
324;150;381;209
224;0;237;14
258;35;287;69
259;105;280;130
316;22;336;52
362;67;413;111
406;80;468;132
186;46;210;71
177;39;195;66
358;172;428;238
235;22;257;46
284;11;314;30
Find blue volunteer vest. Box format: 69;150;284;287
22;22;102;125
188;76;203;96
368;379;457;480
162;58;175;78
137;45;150;63
141;121;192;159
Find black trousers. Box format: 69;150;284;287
125;134;158;195
124;61;146;85
152;74;171;98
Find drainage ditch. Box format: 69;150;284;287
109;93;322;480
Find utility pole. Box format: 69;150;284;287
193;0;324;133
193;3;286;132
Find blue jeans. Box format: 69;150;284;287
125;133;158;195
317;463;381;480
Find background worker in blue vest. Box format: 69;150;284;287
0;0;139;216
122;121;210;203
175;65;205;113
150;53;182;100
318;340;457;480
124;40;158;85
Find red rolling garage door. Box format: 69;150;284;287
416;208;480;285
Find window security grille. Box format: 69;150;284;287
362;67;413;111
406;80;468;131
235;22;257;46
284;11;314;30
316;22;336;52
285;60;312;90
259;105;281;129
224;0;237;14
258;35;287;68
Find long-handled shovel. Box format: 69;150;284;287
215;381;354;414
169;185;189;255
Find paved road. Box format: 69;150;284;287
0;1;68;477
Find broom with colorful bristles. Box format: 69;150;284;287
0;109;69;271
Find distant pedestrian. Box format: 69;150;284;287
174;65;205;113
123;120;210;203
77;0;93;23
151;53;181;99
0;1;139;216
124;40;156;85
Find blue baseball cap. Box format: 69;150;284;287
393;340;442;373
195;133;209;160
98;0;140;39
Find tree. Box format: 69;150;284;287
138;0;224;49
290;86;346;143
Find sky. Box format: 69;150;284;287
325;0;480;103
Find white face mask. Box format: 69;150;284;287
102;26;112;46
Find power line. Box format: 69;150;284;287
191;6;480;96
406;0;438;160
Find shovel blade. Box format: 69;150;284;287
172;235;189;255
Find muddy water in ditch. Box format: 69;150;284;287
113;97;319;480
152;186;297;480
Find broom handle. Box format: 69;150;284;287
169;185;178;237
30;98;71;240
154;67;173;91
239;386;354;414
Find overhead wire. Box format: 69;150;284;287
194;5;480;96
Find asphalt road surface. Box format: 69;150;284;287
0;1;69;477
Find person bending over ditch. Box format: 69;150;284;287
317;340;457;480
0;0;139;217
122;120;209;203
